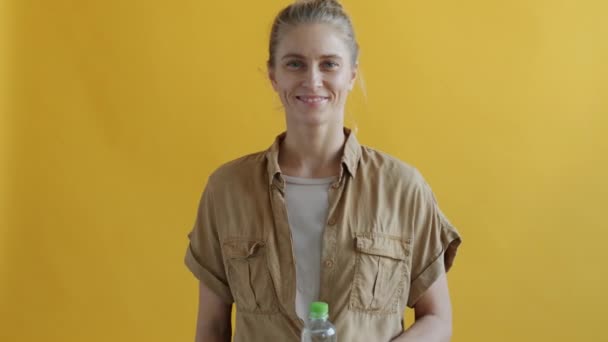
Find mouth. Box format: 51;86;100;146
295;95;330;105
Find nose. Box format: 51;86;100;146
302;65;323;89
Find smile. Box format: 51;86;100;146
296;96;329;104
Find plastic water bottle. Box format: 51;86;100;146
301;301;337;342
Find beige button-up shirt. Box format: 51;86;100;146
185;129;461;341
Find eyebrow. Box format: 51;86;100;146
281;53;343;60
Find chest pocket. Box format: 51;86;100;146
223;239;278;313
350;234;411;314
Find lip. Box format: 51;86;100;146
295;95;330;105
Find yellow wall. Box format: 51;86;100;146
2;0;607;341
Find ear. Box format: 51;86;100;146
268;67;278;92
348;62;358;91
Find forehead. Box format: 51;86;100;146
276;23;350;59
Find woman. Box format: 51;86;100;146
184;0;461;341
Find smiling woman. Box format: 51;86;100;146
269;23;357;128
184;1;461;341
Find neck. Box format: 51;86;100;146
279;123;346;178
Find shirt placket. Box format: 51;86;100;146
268;175;305;334
318;173;347;304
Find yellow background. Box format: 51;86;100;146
2;0;607;341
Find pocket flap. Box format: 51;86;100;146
355;234;410;261
223;240;265;259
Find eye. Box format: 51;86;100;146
322;61;340;69
286;60;304;69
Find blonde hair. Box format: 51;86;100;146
267;0;359;69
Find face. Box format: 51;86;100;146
269;23;357;128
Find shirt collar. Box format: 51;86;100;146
265;127;361;186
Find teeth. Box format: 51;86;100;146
298;96;327;103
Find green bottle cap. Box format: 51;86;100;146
309;301;329;319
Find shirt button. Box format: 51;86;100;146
328;218;337;226
325;260;334;268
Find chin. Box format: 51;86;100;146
297;112;340;128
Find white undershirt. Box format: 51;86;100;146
283;175;336;322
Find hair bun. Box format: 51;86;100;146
297;0;343;9
319;0;343;7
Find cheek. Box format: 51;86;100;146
276;83;294;103
328;82;351;99
274;77;297;94
331;73;354;92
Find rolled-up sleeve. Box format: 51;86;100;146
407;173;462;308
184;180;234;304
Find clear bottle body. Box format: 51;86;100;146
301;317;337;342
